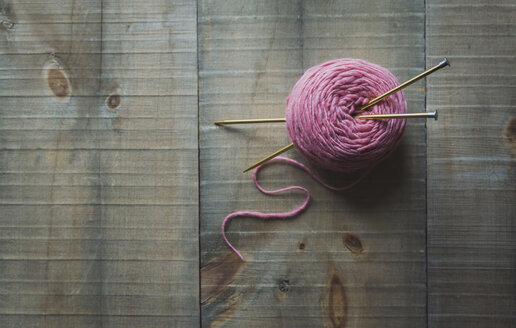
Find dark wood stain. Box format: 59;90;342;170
503;116;516;153
47;68;71;98
106;93;121;110
210;292;244;328
342;233;364;255
278;279;289;293
201;252;245;304
1;15;13;31
298;240;306;251
326;272;347;328
0;2;15;31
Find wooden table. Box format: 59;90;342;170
1;0;514;327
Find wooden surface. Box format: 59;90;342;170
0;0;514;327
199;0;427;327
426;0;516;327
0;0;199;327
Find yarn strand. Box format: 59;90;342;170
222;58;407;260
221;156;370;261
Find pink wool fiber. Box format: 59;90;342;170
222;58;407;260
222;157;368;261
287;58;406;171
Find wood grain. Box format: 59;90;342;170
426;1;516;327
199;0;427;326
0;0;199;327
2;0;515;327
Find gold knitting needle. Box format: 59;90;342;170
356;111;438;120
213;111;438;125
224;58;449;172
217;57;450;126
242;111;438;172
359;58;449;111
242;143;295;172
215;118;285;125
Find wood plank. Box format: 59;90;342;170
426;1;516;327
199;0;426;326
0;0;199;327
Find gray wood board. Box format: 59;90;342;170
199;0;427;327
0;0;199;327
1;0;515;327
426;0;516;327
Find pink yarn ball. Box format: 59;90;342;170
286;58;407;172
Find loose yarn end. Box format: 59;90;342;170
221;58;408;260
221;157;368;261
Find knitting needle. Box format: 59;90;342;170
214;110;438;125
224;58;449;172
222;111;438;127
242;143;295;173
242;111;438;172
216;57;450;126
356;111;438;120
359;57;449;111
214;118;285;125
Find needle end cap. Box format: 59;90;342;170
439;57;450;68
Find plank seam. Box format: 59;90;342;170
424;0;429;327
196;0;202;326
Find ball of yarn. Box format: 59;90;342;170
286;58;407;172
